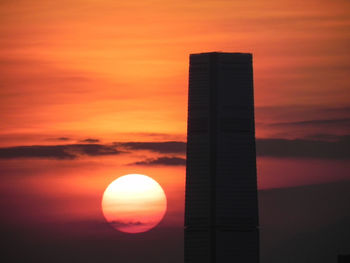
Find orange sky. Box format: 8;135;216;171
1;0;349;141
0;0;350;236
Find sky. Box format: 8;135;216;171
0;0;350;262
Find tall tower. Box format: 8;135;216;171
185;52;259;262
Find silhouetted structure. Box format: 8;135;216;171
185;52;259;262
338;254;350;263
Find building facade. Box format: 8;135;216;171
185;52;259;262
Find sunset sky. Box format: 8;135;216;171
1;0;350;262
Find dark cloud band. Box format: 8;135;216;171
132;157;186;166
0;144;121;160
119;141;186;154
256;136;350;159
1;135;349;161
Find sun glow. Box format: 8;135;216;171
101;174;167;233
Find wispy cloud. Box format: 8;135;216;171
119;141;186;154
132;157;186;166
256;135;350;159
255;106;350;121
79;138;100;143
45;137;72;142
0;144;122;160
126;136;350;161
2;135;349;161
54;137;71;141
269;118;350;127
109;220;146;227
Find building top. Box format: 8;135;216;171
189;52;252;63
190;51;252;56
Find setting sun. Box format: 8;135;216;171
101;174;167;233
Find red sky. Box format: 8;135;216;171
0;0;350;261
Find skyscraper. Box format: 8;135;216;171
185;52;259;262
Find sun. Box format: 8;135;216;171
101;174;167;233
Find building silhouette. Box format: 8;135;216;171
338;254;350;263
185;52;259;262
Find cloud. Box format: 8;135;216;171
256;136;350;159
269;118;350;127
109;220;146;227
304;134;345;141
132;157;186;166
125;136;350;161
119;141;186;154
56;137;71;141
45;137;71;141
255;106;350;122
0;144;122;160
80;138;100;143
123;136;350;160
2;135;349;161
